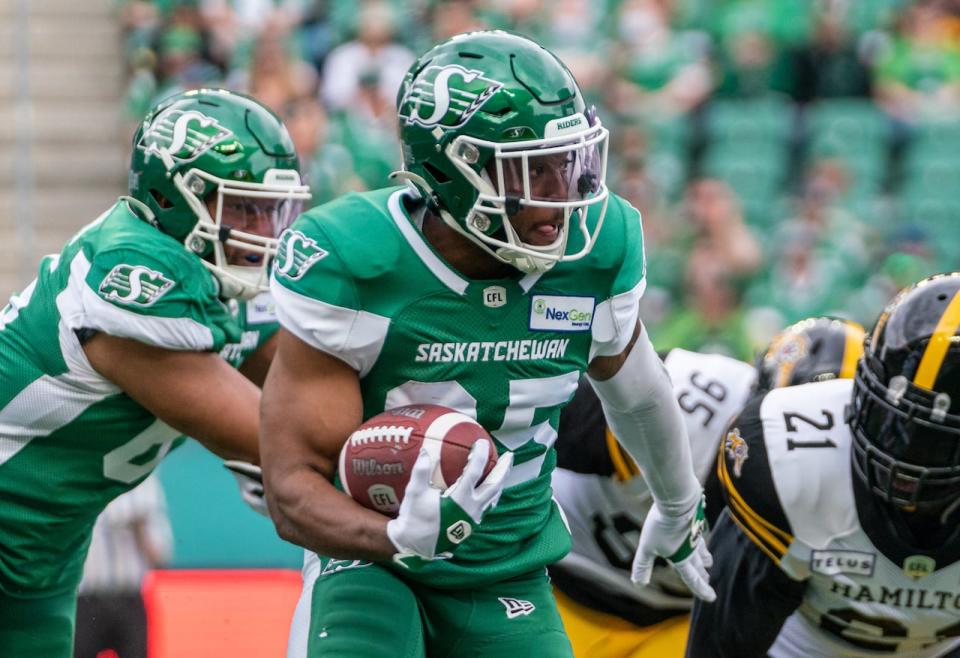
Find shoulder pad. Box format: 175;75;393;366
758;379;858;550
719;391;796;566
69;242;233;351
578;193;645;281
298;189;405;282
665;349;757;480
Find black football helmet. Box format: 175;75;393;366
754;316;866;392
850;272;960;511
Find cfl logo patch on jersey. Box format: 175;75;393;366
724;428;749;477
138;109;233;163
529;295;595;332
98;264;174;307
498;597;536;619
398;64;503;130
904;555;936;580
274;230;328;281
483;285;507;308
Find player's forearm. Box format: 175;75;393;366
588;326;700;515
687;512;804;657
266;464;395;560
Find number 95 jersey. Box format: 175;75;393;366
271;186;647;588
716;378;960;657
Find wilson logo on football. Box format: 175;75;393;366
274;230;328;280
398;64;503;129
138;109;233;163
98;264;174;307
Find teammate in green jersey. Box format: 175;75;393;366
261;31;715;658
0;88;309;656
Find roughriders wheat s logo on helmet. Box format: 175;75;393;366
137;109;233;163
399;65;503;129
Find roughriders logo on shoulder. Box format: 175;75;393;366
98;264;174;307
138;109;233;163
273;230;329;281
398;64;503;129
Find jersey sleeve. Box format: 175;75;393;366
589;195;647;359
686;510;806;658
270;213;390;376
70;245;237;352
717;393;798;568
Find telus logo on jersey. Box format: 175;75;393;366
398;64;503;130
810;550;876;577
98;264;175;307
274;230;328;280
529;295;595;332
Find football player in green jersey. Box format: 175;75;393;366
0;88;309;656
261;31;714;658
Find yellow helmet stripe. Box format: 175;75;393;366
914;289;960;390
839;322;866;380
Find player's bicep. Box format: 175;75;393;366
260;328;363;480
82;332;260;461
238;331;277;387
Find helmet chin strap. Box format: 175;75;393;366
201;260;264;301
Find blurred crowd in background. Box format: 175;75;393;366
115;0;960;360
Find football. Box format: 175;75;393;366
338;404;499;517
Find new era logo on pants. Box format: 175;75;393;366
498;597;535;619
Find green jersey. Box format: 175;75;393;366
0;200;275;598
271;187;646;588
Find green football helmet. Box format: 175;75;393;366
128;88;311;299
394;31;609;274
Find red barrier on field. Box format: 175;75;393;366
143;569;301;658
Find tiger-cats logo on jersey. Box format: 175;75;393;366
273;230;329;281
98;264;175;307
138;109;233;163
398;65;503;130
724;428;749;477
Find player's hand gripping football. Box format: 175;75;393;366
386;439;512;568
631;493;716;602
224;460;269;517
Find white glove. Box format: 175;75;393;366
386;439;512;568
224;460;269;517
631;494;716;602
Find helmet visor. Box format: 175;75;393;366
494;131;605;206
214;193;304;263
